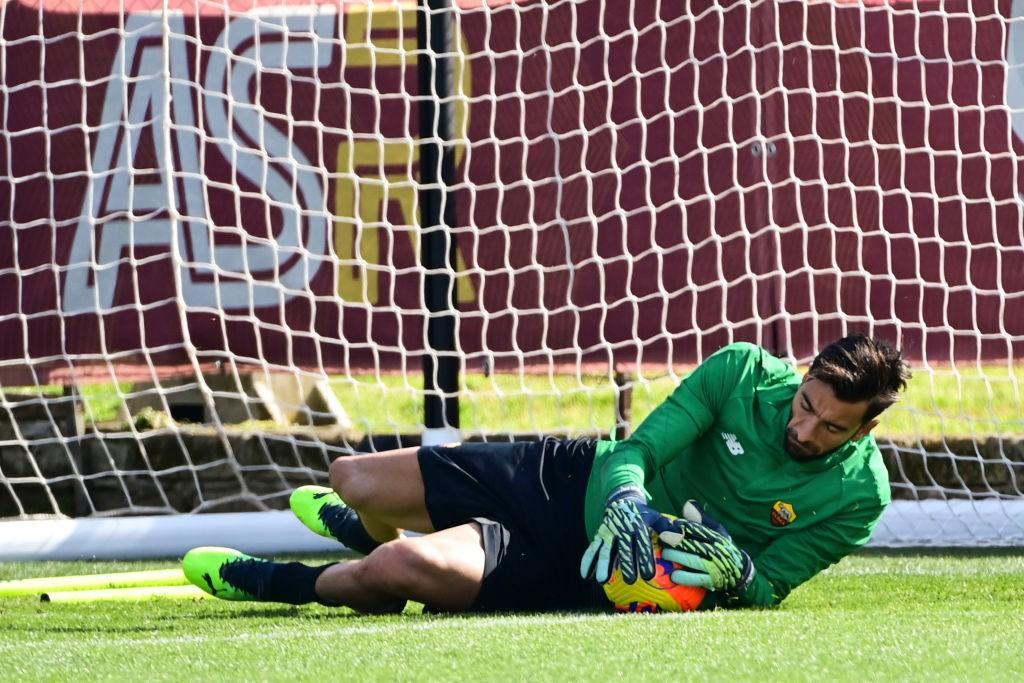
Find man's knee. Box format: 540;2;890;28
329;449;424;511
350;526;485;610
359;538;445;595
329;456;374;510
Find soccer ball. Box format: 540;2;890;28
602;538;706;613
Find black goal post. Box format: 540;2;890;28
418;0;460;441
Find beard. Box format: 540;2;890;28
785;427;821;460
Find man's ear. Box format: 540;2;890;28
853;419;879;441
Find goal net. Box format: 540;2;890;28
1;0;1022;558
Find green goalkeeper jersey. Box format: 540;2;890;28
584;342;891;607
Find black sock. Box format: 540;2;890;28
321;506;383;556
266;562;337;605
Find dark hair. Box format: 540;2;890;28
808;333;911;423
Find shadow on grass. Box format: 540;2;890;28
176;604;614;623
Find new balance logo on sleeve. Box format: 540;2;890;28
721;432;745;456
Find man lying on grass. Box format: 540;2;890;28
183;333;910;612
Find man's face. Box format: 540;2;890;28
785;377;878;460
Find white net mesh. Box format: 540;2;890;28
0;0;1022;548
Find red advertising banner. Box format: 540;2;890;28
1;0;1022;381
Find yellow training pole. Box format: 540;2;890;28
41;585;209;603
0;569;186;597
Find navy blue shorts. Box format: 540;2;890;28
417;436;605;612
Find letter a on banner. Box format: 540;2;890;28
64;11;334;314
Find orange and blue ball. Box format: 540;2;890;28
602;540;706;613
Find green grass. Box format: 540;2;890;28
325;367;1024;439
7;364;1024;439
1;553;1022;680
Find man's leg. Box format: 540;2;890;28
314;523;486;613
182;523;485;612
291;447;438;552
327;447;435;543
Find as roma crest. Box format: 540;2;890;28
771;500;797;527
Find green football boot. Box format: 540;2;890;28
182;546;272;601
289;485;344;541
289;484;381;554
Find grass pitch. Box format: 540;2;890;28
332;367;1024;439
35;364;1024;439
2;552;1022;681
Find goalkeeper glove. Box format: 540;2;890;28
579;485;669;584
659;500;756;594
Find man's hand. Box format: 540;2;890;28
580;486;664;585
659;500;756;594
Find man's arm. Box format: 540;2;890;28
728;503;886;607
595;343;756;497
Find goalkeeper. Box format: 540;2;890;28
183;333;909;612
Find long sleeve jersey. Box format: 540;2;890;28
583;342;891;607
